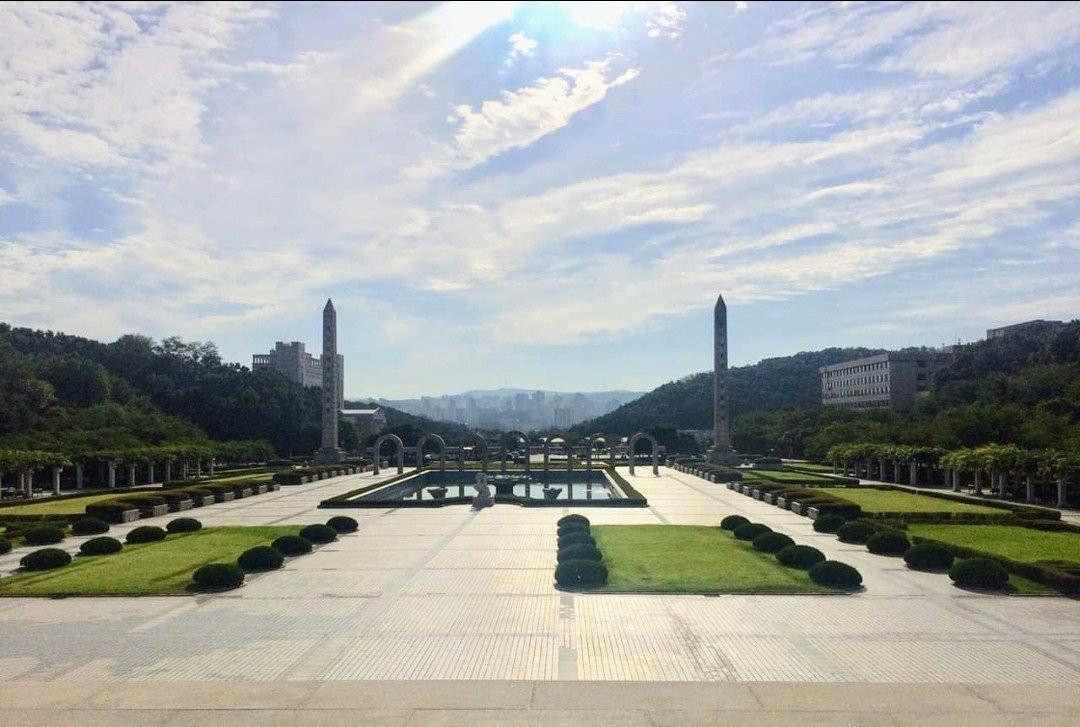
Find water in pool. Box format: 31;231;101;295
356;469;621;503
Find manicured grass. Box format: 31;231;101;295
203;471;274;484
907;524;1080;565
817;487;1004;514
785;462;835;473
591;524;839;594
740;469;837;484
0;492;135;517
0;526;299;596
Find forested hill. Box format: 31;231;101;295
571;347;883;436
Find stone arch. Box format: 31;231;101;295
628;432;659;476
545;435;574;471
502;431;530;473
372;434;404;475
458;432;490;472
416;433;447;471
585;434;609;471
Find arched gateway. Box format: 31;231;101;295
416;433;447;471
372;434;404;475
628;431;660;476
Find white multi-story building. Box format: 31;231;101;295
819;352;950;412
252;341;343;408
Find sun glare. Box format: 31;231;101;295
553;1;639;30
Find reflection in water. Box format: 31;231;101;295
356;470;620;502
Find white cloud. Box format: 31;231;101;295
646;2;687;39
505;31;537;65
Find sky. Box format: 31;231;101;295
1;1;1078;399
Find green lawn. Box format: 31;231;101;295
592;525;839;594
817;487;1005;514
203;471;274;484
0;526;299;596
0;492;132;517
741;469;836;484
907;524;1080;565
785;462;835;473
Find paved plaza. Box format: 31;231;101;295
0;468;1077;722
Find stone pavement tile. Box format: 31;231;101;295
649;710;896;727
309;680;533;709
0;709;174;727
967;683;1080;712
160;709;411;726
748;683;998;712
0;681;109;708
407;708;652;726
86;681;318;709
888;713;1078;727
530;682;759;710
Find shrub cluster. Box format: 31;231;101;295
272;534;313;556
808;560;863;589
24;525;66;546
166;518;202;533
866;530;910;556
126;525;167;544
836;520;876;544
299;523;337;544
21;547;71;571
720;515;750;531
949;557;1009;590
80;536;123;556
192;563;245;590
776;544;826;569
741;483;862;520
237;545;284;572
327;516;359;533
71;517;110;536
553;513;607;589
903;543;954;571
0;538;11;555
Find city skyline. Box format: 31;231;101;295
1;2;1078;399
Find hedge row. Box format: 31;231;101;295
554;514;608;588
273;464;362;486
728;481;862;520
720;515;861;590
84;480;279;523
669;460;743;482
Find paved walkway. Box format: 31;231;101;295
0;467;1077;686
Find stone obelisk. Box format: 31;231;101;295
315;299;345;464
710;293;735;464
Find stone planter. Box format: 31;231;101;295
764;493;776;504
218;492;235;502
191;494;215;506
269;483;280;491
139;504;169;518
806;507;822;520
254;484;268;494
776;497;789;509
106;508;140;524
787;502;805;515
170;499;194;512
727;482;736;490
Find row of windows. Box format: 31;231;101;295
826;400;889;410
823;388;889;399
824;374;888;389
823;361;889;378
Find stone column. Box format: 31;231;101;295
52;467;62;495
893;461;901;483
974;470;982;495
75;462;84;489
20;468;31;497
195;460;202;479
108;462;117;488
1057;477;1066;507
879;460;887;481
997;471;1007;498
128;463;137;487
543;446;550;473
1025;475;1033;503
909;461;917;486
148;462;155;484
951;468;960;492
709;293;734;464
182;461;189;479
209;459;216;477
315;298;345;464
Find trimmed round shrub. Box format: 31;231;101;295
327;516;358;533
0;538;11;555
557;522;590;538
903;543;954;571
23;525;65;546
272;534;313;556
166;517;202;534
812;513;846;533
20;547;71;571
949;557;1009;590
809;560;863;589
720;515;750;531
126;525;167;544
558;514;589;527
776;544;826;569
71;517;110;536
80;536;123;556
558;531;596;550
836;521;875;544
732;522;772;541
237;545;285;572
557;543;602;563
554;559;608;588
192;563;245;590
299;523;337;544
866;530;910;556
752;531;795;553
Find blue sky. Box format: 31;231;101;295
1;1;1078;398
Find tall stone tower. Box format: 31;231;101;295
314;299;345;464
710;293;736;464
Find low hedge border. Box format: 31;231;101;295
909;534;1080;595
553;515;608;589
808;484;1058;521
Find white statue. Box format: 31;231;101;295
472;472;494;509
